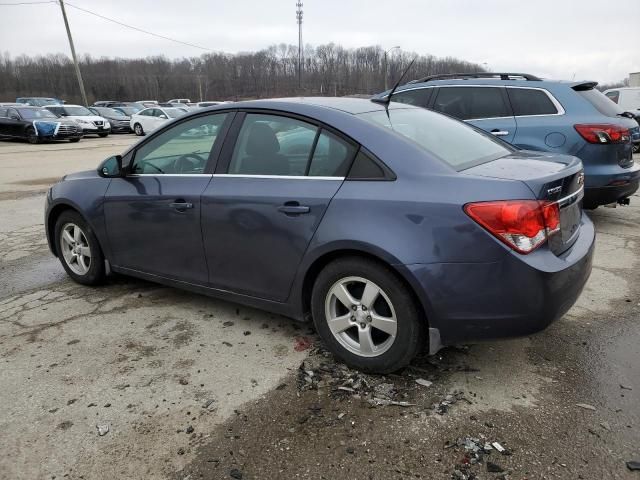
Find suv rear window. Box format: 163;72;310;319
391;88;432;108
360;107;512;171
507;88;558;116
578;88;625;117
433;86;510;120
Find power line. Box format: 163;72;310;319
63;1;212;51
0;1;54;5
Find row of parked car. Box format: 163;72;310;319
0;97;232;144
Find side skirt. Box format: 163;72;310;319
110;265;305;322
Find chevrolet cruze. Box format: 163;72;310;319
45;98;594;372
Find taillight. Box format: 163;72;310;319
574;124;630;144
464;200;560;254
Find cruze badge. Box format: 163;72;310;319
547;185;562;196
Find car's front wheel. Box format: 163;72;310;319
311;257;425;373
54;210;105;285
26;127;39;144
133;123;144;136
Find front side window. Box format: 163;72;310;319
360;107;512;171
507;88;559;116
433;86;510;120
131;113;228;175
391;88;432;108
228;114;319;176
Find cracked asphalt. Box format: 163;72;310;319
0;137;638;480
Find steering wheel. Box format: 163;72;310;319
175;153;204;174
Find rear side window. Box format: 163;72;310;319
229;114;318;176
360;108;512;171
308;130;356;177
578;88;625;117
507;88;559;116
433;87;510;120
391;88;432;108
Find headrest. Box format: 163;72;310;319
246;123;280;156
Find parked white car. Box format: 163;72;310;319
167;98;191;104
44;104;110;137
603;87;640;117
130;107;186;136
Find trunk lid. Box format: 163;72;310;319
463;151;584;255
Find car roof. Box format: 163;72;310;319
222;97;414;115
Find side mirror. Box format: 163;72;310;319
99;155;123;178
159;114;167;119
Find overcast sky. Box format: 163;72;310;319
0;0;637;83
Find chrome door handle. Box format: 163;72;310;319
278;202;310;215
170;201;193;211
491;129;509;136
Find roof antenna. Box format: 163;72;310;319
372;56;417;106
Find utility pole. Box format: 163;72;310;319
58;0;88;106
296;2;303;90
384;46;400;90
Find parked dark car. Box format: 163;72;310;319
374;73;639;209
88;107;132;133
93;101;144;112
0;106;81;143
44;98;594;372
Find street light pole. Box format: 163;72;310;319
58;0;88;106
384;46;400;90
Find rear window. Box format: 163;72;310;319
578;88;625;117
360;107;512;170
507;88;559;116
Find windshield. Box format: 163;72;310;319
64;106;93;116
578;88;625;117
115;107;138;115
95;107;125;117
18;108;58;119
359;107;512;170
164;108;185;118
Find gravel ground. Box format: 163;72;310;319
0;137;638;480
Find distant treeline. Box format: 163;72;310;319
0;44;484;104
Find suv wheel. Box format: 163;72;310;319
134;123;144;136
311;257;425;373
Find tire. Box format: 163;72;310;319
26;127;39;144
633;143;639;154
98;132;109;138
69;138;81;143
133;123;144;136
54;210;105;286
311;257;425;373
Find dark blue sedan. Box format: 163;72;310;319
45;98;595;373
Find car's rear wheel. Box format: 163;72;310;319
54;211;105;285
134;123;144;136
311;257;425;373
26;128;39;144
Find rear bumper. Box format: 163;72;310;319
584;163;640;206
402;215;595;346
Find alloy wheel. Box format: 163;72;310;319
60;222;91;275
324;276;397;357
